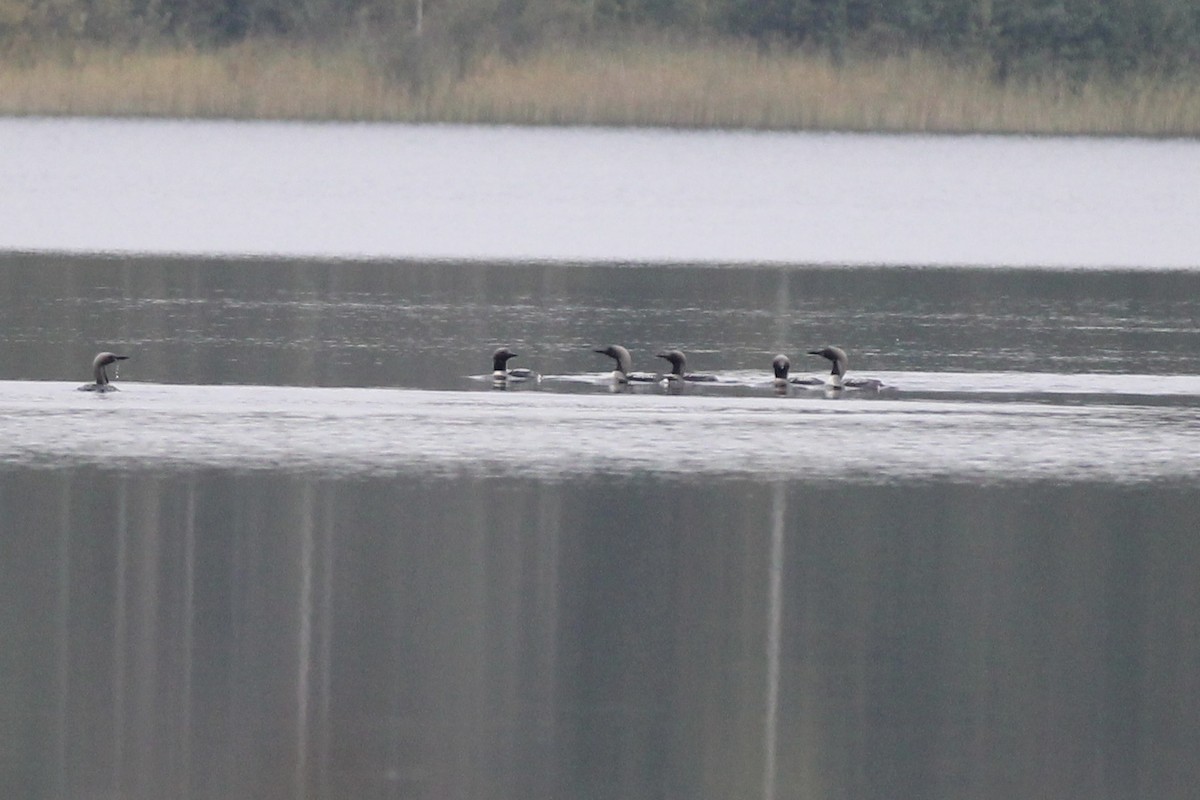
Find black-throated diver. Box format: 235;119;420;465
656;349;718;383
78;352;128;392
771;354;825;389
807;346;884;390
593;345;657;383
491;347;539;383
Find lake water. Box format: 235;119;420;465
3;118;1199;267
2;120;1200;800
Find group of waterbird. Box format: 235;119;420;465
492;345;886;391
589;345;721;384
771;347;885;391
78;344;883;393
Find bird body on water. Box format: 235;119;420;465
78;352;128;392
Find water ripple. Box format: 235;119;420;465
3;380;1199;483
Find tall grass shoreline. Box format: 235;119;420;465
3;40;1198;137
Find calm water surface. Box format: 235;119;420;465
2;118;1199;267
2;121;1200;800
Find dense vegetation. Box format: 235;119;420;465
3;0;1198;133
4;0;1200;85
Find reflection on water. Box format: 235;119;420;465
2;119;1199;268
4;254;1200;799
5;254;1200;390
4;471;1199;800
3;380;1200;483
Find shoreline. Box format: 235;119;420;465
2;40;1199;137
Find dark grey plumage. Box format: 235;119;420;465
806;346;884;390
78;352;128;392
771;354;823;389
491;347;538;382
655;349;718;383
593;345;656;383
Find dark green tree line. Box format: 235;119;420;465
3;0;1199;80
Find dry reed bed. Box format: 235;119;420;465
0;46;407;119
2;41;1198;136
